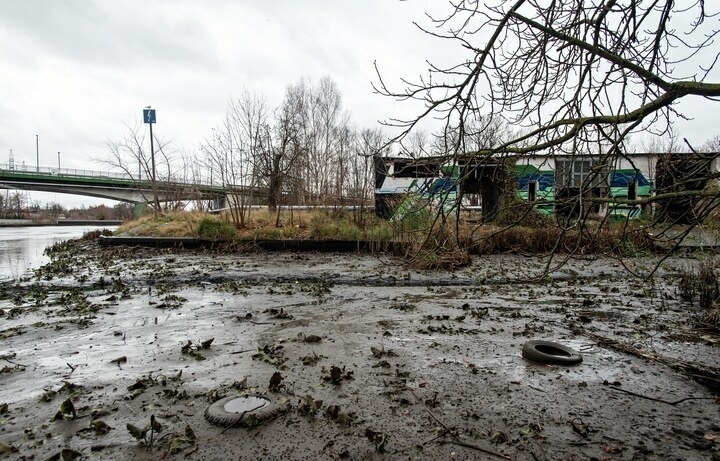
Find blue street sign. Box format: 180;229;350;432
143;109;156;124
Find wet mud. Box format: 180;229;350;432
0;239;719;460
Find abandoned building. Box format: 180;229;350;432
374;151;719;222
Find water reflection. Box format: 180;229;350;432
0;226;117;281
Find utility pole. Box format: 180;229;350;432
57;151;60;170
36;135;39;172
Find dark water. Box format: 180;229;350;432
0;225;117;281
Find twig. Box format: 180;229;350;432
229;349;254;355
608;386;715;406
0;353;26;367
237;318;275;325
220;403;265;434
585;332;720;391
407;388;511;460
438;440;512;460
66;362;77;374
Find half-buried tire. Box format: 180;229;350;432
205;394;289;427
522;340;582;365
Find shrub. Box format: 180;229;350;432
197;218;237;240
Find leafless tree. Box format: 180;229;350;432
201;92;268;226
0;190;28;219
258;82;307;217
377;1;720;155
373;1;720;266
351;128;391;224
102;122;184;213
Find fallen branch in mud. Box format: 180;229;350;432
586;332;720;391
406;388;511;460
0;352;26;367
608;386;716;405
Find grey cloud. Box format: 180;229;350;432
0;1;218;69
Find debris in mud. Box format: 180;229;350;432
323;365;354;384
513;321;546;337
370;346;397;359
570;418;595;438
300;352;326;366
298;395;323;416
252;344;288;369
127;422;148;443
298;332;322;343
181;339;214;360
0;327;26;340
324;404;360;427
265;307;294;319
467;305;490;319
269;372;284;392
299;279;333;297
152;294;187;309
53;398;77;421
390;302;416;312
89;419;113;435
365;428;388;453
109;356;127;366
0;351;25;373
417;324;481;335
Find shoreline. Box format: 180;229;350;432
0;219;122;227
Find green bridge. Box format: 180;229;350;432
0;163;262;210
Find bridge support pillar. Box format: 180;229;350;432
133;202;147;217
213;195;227;211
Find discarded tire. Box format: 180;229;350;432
204;394;289;427
522;340;582;365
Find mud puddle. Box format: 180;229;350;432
0;240;718;460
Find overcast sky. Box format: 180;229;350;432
0;0;451;207
0;1;717;208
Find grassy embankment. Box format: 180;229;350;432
116;209;657;267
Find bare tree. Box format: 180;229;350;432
102;122;179;213
201;92;268;227
258;83;307;216
373;1;720;264
377;1;720;156
351;128;390;224
1;190;28;219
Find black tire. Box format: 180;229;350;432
204;394;289;427
522;340;582;365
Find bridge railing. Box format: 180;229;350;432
0;162;133;180
0;163;225;189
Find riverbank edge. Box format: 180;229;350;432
0;219;122;227
99;235;401;253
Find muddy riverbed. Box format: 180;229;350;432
0;236;719;460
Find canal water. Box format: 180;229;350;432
0;225;117;281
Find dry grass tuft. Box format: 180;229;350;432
118;211;212;237
469;222;655;256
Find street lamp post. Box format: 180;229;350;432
57;152;60;171
36;135;39;172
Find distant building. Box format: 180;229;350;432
374;151;719;221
